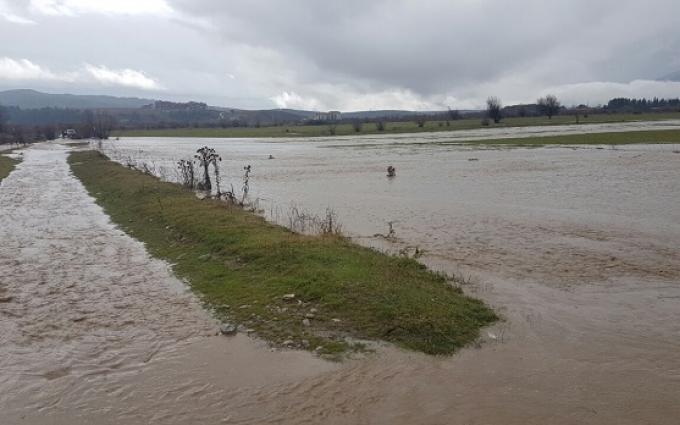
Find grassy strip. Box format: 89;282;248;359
0;149;19;183
69;151;496;355
456;129;680;146
113;112;680;138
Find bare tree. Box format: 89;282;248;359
0;106;7;134
537;94;561;119
84;110;116;139
177;159;196;188
375;120;386;131
447;107;460;120
352;120;363;132
486;97;503;123
415;116;427;128
194;146;221;192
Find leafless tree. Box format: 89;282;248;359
537;94;561;119
415;116;426;128
85;110;116;139
447;107;460;120
0;106;7;134
352;120;362;132
194;146;221;191
241;165;251;204
177;159;196;188
486;97;503;123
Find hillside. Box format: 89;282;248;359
0;89;154;109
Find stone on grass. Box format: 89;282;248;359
219;323;238;336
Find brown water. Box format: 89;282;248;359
2;125;680;424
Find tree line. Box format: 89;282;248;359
606;97;680;113
0;105;115;145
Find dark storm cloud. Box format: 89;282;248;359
2;0;680;109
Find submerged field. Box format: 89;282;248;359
95;133;680;423
69;150;496;355
113;112;680;138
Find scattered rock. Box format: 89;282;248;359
301;339;310;348
238;304;251;309
195;192;207;200
305;313;315;319
282;293;296;301
219;323;238;336
198;253;211;261
310;308;318;314
331;318;341;323
0;296;13;303
302;318;311;327
282;339;295;347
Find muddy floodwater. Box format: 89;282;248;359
2;121;680;424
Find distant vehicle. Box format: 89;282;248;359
62;129;77;139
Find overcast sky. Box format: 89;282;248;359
1;0;680;111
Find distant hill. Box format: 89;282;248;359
343;110;441;119
0;89;154;109
0;89;459;126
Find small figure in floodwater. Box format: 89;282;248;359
387;166;396;177
268;154;274;159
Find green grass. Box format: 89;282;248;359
69;151;497;356
457;129;680;146
0;149;18;183
359;129;680;148
112;112;680;138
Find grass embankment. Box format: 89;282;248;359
69;151;496;355
454;129;680;147
0;150;19;183
113;112;680;138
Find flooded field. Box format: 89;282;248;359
2;121;680;424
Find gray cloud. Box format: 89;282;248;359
1;0;680;110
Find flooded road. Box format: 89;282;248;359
97;124;680;424
0;145;337;424
2;123;680;424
